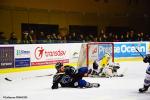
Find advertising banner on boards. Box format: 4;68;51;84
0;47;14;69
114;42;146;58
15;45;31;67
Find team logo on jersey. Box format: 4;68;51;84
60;75;72;84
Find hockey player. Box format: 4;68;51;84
51;62;100;89
139;54;150;93
91;53;123;77
91;54;110;76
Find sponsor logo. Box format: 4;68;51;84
15;58;30;67
16;50;30;56
99;45;112;54
89;46;98;60
73;52;78;56
31;59;69;66
34;46;66;60
114;44;145;53
0;47;14;68
92;47;97;54
114;43;146;57
1;63;12;66
72;52;79;58
34;47;44;60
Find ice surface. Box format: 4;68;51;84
0;62;150;100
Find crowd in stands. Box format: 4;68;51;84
0;30;150;44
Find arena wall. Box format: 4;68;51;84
0;42;150;74
0;0;149;39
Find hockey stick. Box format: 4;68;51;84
4;74;53;82
132;44;144;58
4;77;12;81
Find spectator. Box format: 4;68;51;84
21;32;33;44
93;37;98;42
29;30;36;43
125;32;130;41
0;32;6;44
113;34;120;42
66;35;72;43
137;32;142;41
140;32;145;41
88;34;94;41
57;34;63;43
97;36;103;42
36;32;45;44
62;36;67;43
45;34;52;43
78;34;86;42
51;33;58;41
129;30;136;41
107;33;113;42
101;33;108;42
8;32;18;44
71;32;78;42
120;34;125;42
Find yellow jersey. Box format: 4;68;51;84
99;54;110;68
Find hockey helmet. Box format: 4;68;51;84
105;53;110;58
55;62;63;70
104;53;111;61
143;54;150;63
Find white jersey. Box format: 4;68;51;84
101;62;120;77
144;64;150;86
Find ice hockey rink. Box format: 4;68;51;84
0;61;150;100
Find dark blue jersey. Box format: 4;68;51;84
51;66;78;89
51;65;90;89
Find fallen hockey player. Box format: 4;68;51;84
51;62;100;89
91;54;123;78
139;54;150;93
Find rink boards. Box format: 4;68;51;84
0;42;150;74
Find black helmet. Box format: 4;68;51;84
143;54;150;63
55;62;63;70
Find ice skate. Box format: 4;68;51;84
139;85;149;93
